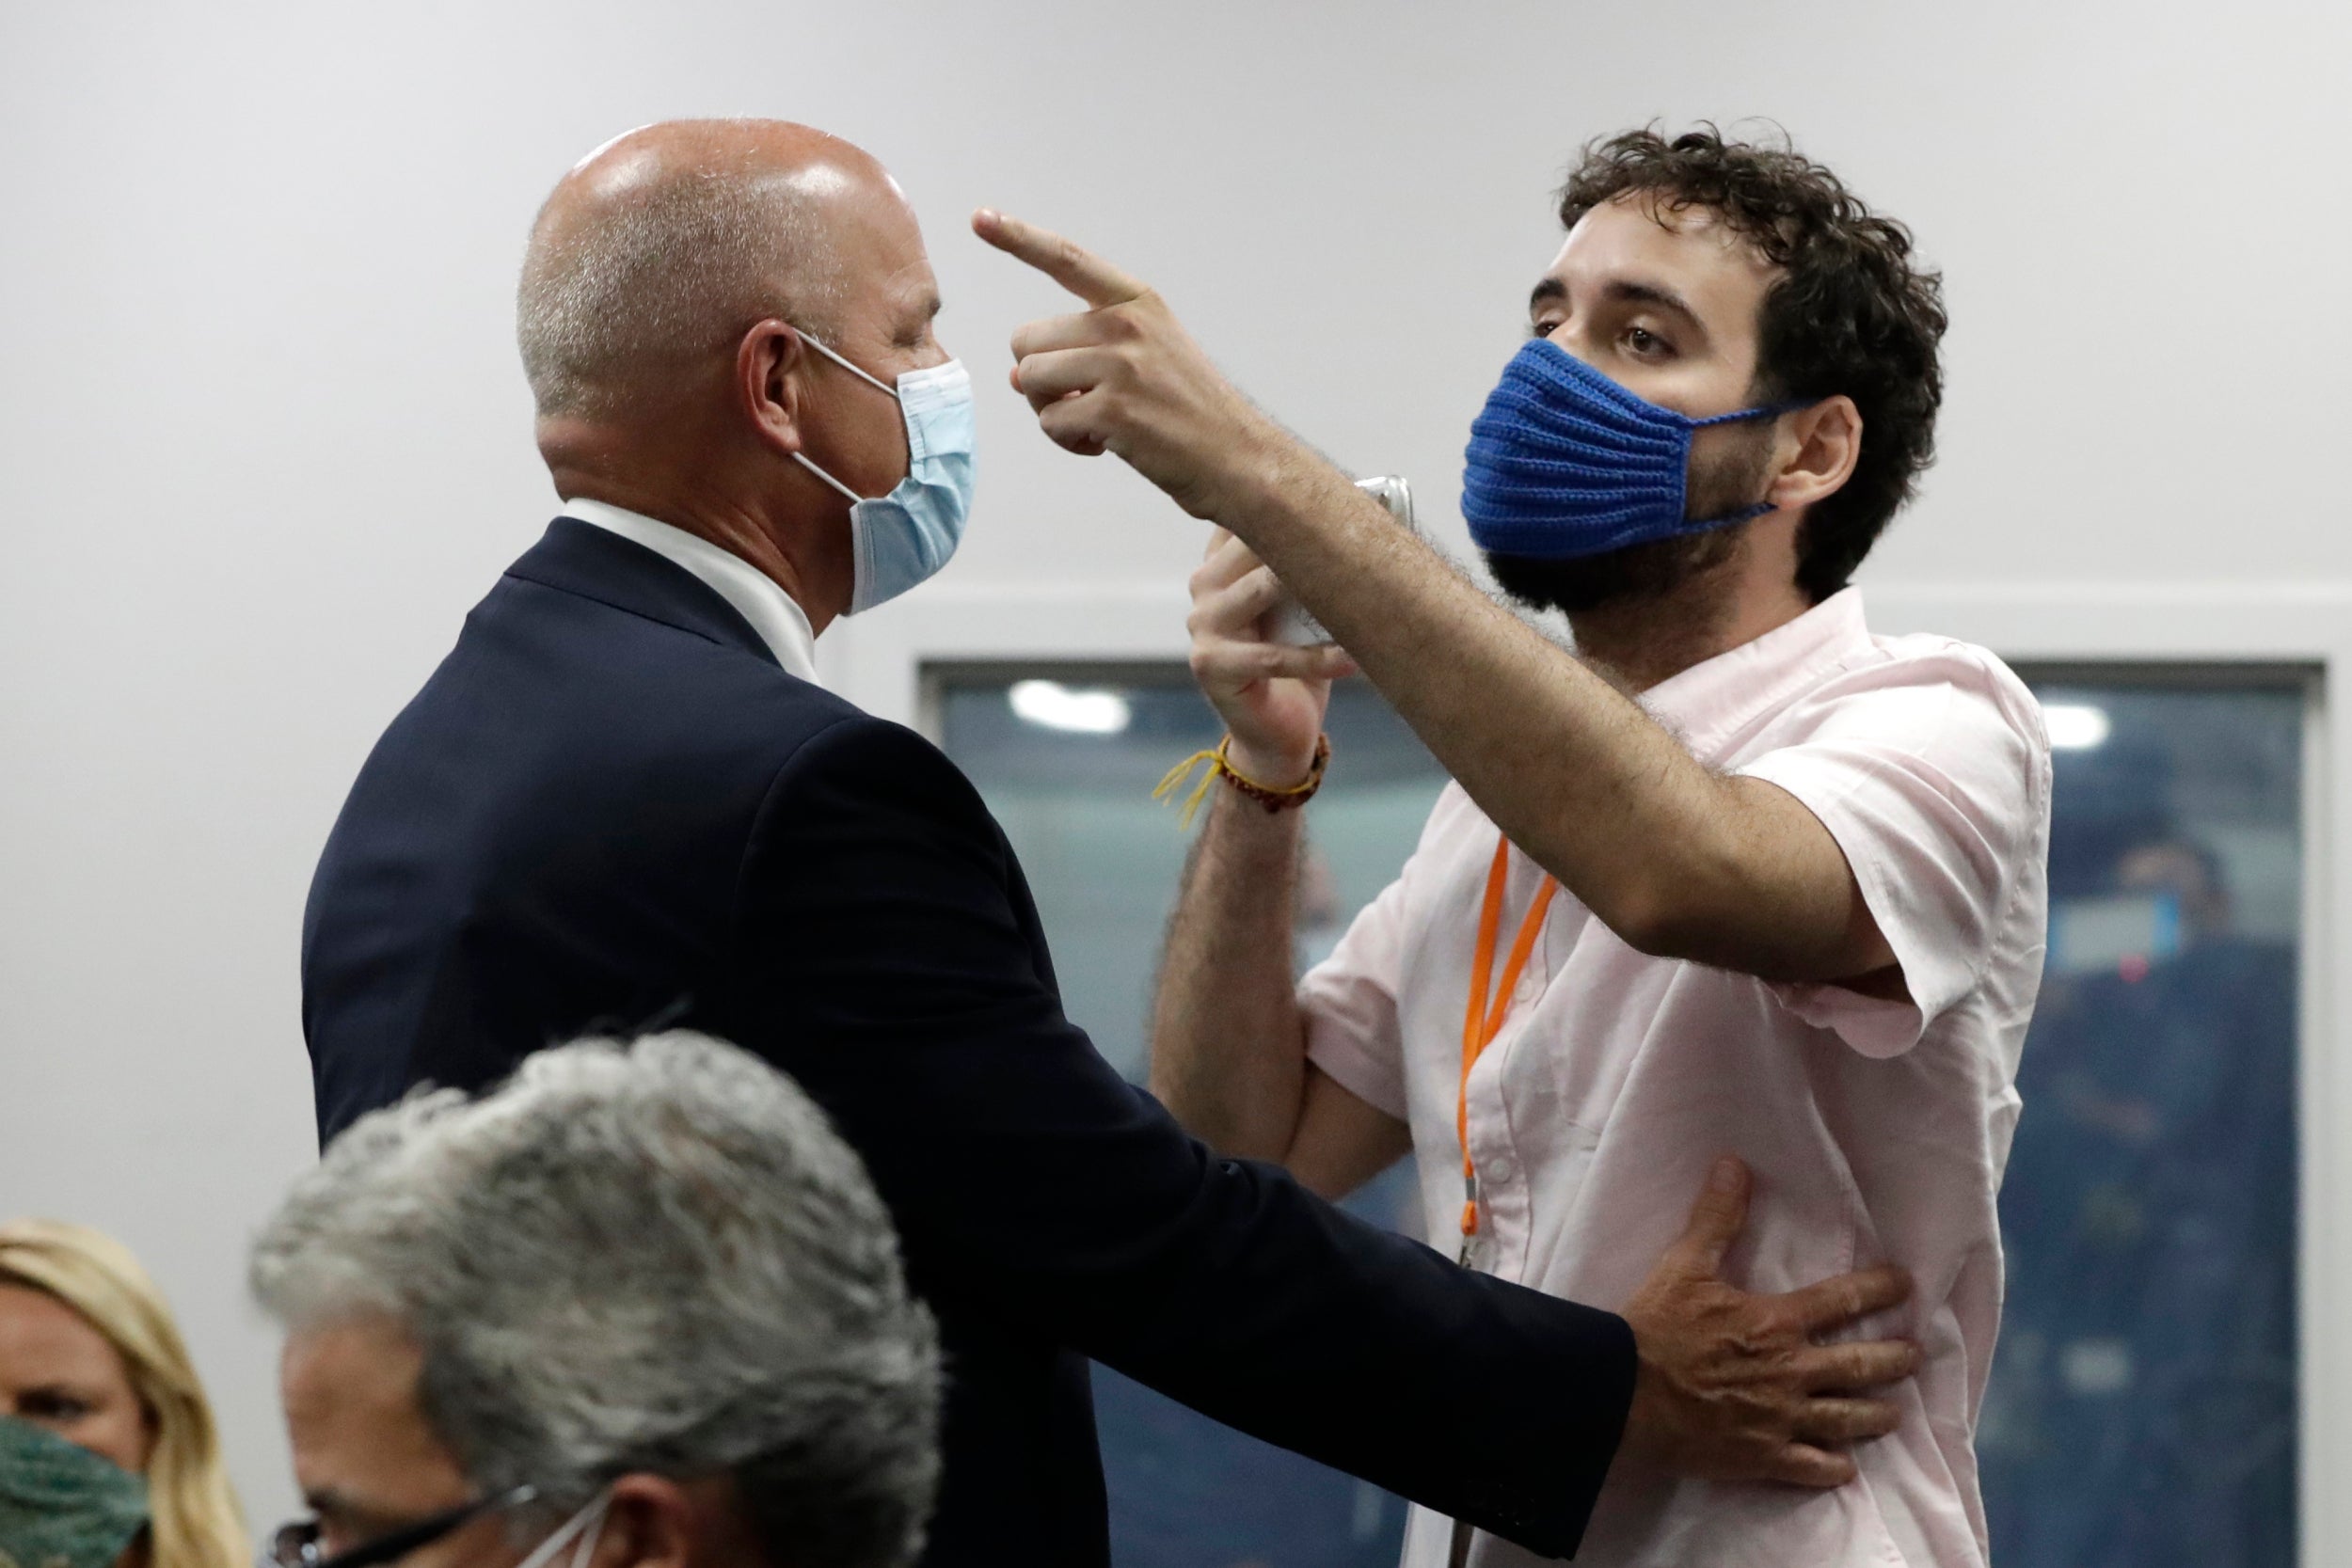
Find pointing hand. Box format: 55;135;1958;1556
973;208;1291;524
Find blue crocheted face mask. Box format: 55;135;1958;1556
0;1417;149;1568
1461;338;1786;560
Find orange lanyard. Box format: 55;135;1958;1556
1457;837;1558;1248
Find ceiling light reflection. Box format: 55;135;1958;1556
1009;680;1132;735
2042;702;2112;751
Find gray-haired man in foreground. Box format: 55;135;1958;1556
249;1033;942;1568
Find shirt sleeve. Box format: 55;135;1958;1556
1735;650;2049;1059
1298;786;1465;1120
1299;874;1414;1119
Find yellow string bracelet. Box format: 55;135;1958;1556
1152;735;1332;829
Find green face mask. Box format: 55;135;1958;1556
0;1418;150;1568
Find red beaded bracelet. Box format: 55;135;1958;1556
1153;734;1332;828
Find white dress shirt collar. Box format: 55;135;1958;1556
559;498;818;683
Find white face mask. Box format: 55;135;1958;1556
789;331;978;615
511;1490;611;1568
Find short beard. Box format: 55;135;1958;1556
1485;418;1777;618
1487;525;1745;617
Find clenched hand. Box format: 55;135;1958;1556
1619;1157;1919;1487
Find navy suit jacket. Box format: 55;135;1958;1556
303;518;1636;1566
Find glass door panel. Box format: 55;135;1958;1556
1980;675;2302;1568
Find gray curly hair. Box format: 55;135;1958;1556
250;1033;940;1568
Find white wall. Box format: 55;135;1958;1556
3;0;2346;1535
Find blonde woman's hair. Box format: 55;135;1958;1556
0;1222;247;1568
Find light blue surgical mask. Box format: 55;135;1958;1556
790;333;977;615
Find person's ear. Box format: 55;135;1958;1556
588;1476;697;1568
737;321;808;459
1764;395;1861;514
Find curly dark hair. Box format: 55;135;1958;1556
1553;126;1947;602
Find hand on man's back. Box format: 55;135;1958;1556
1616;1157;1919;1487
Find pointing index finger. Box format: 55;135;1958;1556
973;208;1149;309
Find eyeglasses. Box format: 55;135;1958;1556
262;1484;539;1568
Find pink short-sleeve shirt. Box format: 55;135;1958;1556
1302;589;2051;1568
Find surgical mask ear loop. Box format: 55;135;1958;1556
787;328;902;504
792;448;867;503
795;330;900;397
564;1495;611;1568
512;1491;612;1568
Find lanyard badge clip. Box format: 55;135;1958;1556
1456;1173;1482;1268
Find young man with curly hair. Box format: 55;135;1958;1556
980;128;2051;1567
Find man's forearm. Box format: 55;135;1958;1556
1217;446;1861;979
1150;784;1312;1158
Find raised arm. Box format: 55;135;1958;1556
975;211;1895;985
1148;532;1409;1198
1213;472;1894;982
